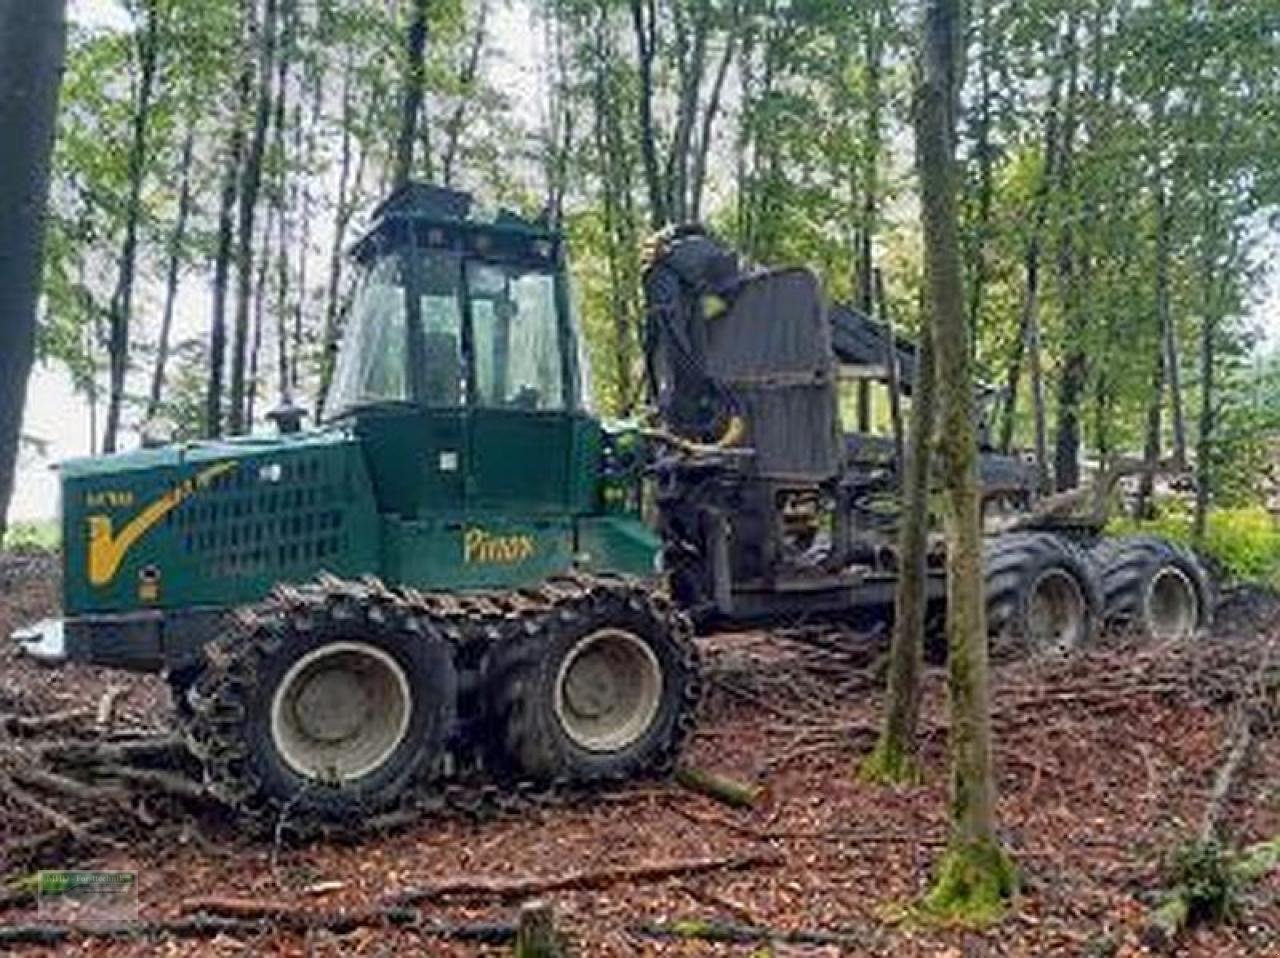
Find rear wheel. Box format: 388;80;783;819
487;579;700;785
984;532;1102;656
182;584;456;831
1091;535;1212;641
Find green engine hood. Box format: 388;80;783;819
61;429;380;616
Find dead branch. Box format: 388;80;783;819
13;765;130;804
1;708;95;736
103;765;210;802
0;816;111;866
392;849;785;906
39;733;186;765
632;918;861;948
0;911;517;946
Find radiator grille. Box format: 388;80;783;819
166;454;353;579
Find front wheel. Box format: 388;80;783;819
182;582;456;831
486;578;701;785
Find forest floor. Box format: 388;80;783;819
2;548;1279;957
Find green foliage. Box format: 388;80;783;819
3;520;60;551
1109;502;1280;585
1165;838;1241;927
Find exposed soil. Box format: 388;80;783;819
2;549;1278;956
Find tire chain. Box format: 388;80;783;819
180;570;701;840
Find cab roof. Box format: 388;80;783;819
350;182;559;262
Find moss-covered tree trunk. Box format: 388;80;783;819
913;0;1014;923
863;315;935;784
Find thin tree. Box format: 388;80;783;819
862;294;936;784
441;0;489;188
629;0;665;227
207;0;253;437
0;0;66;539
914;0;1014;920
228;0;280;435
147;121;197;421
103;0;161;453
392;0;429;189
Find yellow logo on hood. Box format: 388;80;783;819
87;462;236;587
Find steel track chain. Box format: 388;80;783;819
179;570;701;840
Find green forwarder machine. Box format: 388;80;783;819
15;183;1212;831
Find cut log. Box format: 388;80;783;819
675;765;761;809
96;686;127;728
393;849;784;906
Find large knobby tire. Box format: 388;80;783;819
183;586;456;830
486;581;700;786
1091;535;1213;641
984;532;1102;656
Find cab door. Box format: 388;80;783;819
465;262;574;516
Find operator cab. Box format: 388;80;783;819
324;183;583;419
324;183;596;520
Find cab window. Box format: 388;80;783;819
325;254;410;415
468;262;565;411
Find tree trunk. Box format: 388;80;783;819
854;5;884;435
205;0;252;439
0;0;66;539
441;0;488;187
1136;100;1171;518
965;0;995;360
246;206;273;428
392;0;429;190
1052;15;1083;492
316;52;366;415
228;0;279;436
997;68;1059;466
914;0;1013;918
103;0;160;453
1194;248;1219;543
630;0;666;227
688;2;737;222
147;122;196;421
272;0;293;407
863;290;935;784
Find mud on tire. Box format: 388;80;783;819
181;583;456;833
1090;535;1212;641
485;579;700;786
984;532;1102;656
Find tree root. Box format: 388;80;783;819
920;838;1017;926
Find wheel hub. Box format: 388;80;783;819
553;629;663;753
1146;566;1199;640
1026;568;1087;654
270;641;412;782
